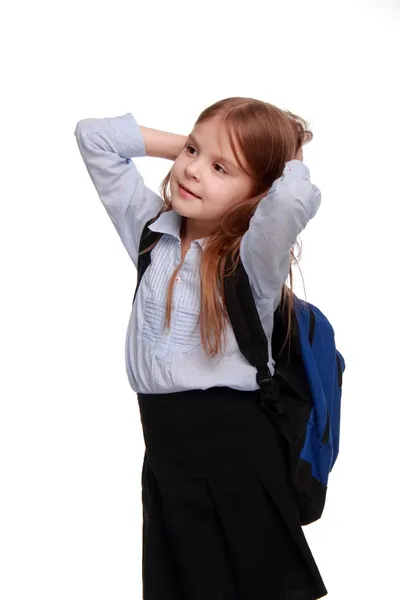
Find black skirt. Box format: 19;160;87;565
138;386;328;600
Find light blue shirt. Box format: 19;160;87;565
74;113;321;394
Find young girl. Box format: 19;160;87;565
74;97;327;600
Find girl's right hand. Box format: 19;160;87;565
139;126;187;161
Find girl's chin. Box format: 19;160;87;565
171;196;201;217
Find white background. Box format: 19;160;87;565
1;0;399;598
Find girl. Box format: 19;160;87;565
74;97;326;600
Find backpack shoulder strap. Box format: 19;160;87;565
223;255;290;418
133;219;163;304
223;255;272;380
223;255;313;451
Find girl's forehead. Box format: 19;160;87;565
191;119;228;147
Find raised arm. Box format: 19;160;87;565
74;113;186;267
139;125;186;160
240;159;321;304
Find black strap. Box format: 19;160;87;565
133;221;162;305
223;257;284;413
223;256;271;375
308;307;316;345
223;256;298;446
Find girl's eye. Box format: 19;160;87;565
185;144;226;174
185;144;196;154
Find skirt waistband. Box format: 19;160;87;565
138;385;259;402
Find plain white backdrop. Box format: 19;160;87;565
1;0;399;598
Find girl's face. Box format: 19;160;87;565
170;118;256;229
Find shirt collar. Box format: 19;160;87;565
148;210;207;248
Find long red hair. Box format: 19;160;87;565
144;97;312;357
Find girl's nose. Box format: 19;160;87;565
185;159;201;179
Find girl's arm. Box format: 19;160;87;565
239;159;321;304
74;113;185;268
139;126;186;160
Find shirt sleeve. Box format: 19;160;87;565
240;159;321;304
74;112;164;268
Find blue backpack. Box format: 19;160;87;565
135;221;346;526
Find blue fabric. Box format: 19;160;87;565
295;299;346;485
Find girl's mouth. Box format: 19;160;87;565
178;183;201;199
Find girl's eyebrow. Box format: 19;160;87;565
187;133;238;171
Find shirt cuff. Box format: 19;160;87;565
108;112;147;159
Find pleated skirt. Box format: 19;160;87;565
138;386;328;600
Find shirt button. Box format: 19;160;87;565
176;276;181;283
